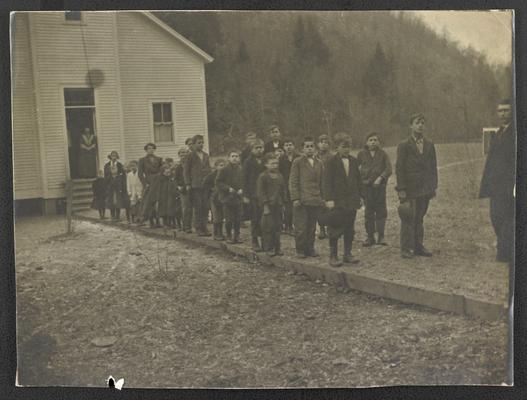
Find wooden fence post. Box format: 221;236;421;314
65;180;73;234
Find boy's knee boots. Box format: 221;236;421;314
343;239;359;264
214;223;225;241
376;218;387;245
329;238;342;267
233;222;241;244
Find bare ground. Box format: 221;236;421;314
16;217;508;387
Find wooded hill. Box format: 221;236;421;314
157;11;512;152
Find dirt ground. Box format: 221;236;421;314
16;217;508;388
15;142;511;388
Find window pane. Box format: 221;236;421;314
153;104;162;123
65;11;82;21
154;124;173;143
162;103;172;122
64;88;94;106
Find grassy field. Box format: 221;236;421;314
15;142;511;387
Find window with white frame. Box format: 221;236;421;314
153;102;174;143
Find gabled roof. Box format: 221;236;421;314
141;11;214;64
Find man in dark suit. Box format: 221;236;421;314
395;113;438;259
323;133;363;266
264;125;284;155
479;99;516;263
184;134;212;236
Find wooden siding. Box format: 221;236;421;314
12;11;210;200
28;11;123;198
117;12;209;163
11;13;42;199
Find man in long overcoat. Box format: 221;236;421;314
395;113;438;259
479;99;516;263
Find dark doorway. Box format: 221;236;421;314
64;88;98;179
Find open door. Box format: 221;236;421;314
64;88;98;179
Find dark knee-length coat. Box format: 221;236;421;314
479;124;516;200
138;154;163;217
158;175;180;218
91;177;107;210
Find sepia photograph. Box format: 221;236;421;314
11;9;515;388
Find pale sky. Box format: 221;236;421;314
409;10;513;66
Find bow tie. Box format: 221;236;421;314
415;138;423;144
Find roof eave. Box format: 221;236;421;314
141;11;214;64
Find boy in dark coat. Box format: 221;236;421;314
175;146;191;232
184;134;212;236
91;169;107;219
104;151;127;222
316;134;332;239
203;159;226;240
395;113;438;259
357;132;392;246
479;99;516;263
324;133;363;266
264;125;284;155
278;138;300;235
289;137;325;258
258;153;287;256
171;166;183;230
216;151;244;244
243;139;266;251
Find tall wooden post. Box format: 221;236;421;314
65;180;73;234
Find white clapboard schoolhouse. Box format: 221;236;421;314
12;11;213;214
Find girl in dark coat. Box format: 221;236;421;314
91;169;107;219
104;151;127;221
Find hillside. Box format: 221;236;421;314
156;11;511;152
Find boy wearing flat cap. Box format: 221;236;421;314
395;113;438;259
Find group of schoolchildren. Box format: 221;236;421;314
92;125;393;267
